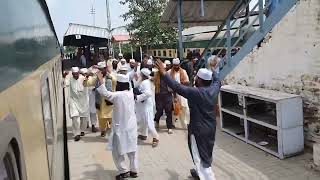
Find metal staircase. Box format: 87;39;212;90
201;0;298;80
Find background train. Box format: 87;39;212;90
146;13;260;61
0;0;66;180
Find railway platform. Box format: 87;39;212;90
66;117;320;180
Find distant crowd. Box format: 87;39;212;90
63;48;221;180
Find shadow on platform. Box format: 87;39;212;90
77;163;117;180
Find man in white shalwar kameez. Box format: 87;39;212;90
80;68;91;130
96;72;139;180
87;67;98;132
69;67;89;141
135;68;159;147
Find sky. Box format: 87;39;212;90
46;0;261;44
46;0;129;43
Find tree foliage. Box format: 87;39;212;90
120;0;177;46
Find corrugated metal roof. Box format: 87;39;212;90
64;23;111;39
161;0;238;27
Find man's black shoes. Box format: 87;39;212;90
115;172;130;180
74;135;81;141
130;171;138;178
190;169;200;180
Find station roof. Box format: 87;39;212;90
161;0;238;28
63;23;111;46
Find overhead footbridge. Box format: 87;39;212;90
161;0;299;80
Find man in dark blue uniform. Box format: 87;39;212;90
155;59;221;180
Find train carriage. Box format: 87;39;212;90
0;0;66;179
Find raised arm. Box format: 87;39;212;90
211;72;222;93
96;84;118;103
83;76;97;87
95;71;119;103
162;74;199;100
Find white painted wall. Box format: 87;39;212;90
225;0;320;144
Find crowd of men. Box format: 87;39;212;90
64;52;221;180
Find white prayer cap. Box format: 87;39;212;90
118;53;123;57
80;68;88;74
120;58;126;62
71;67;79;73
152;68;159;72
147;59;153;65
119;65;128;71
149;56;153;60
87;67;93;73
129;59;136;63
97;61;106;68
172;58;180;65
164;60;171;65
208;55;217;64
140;68;151;77
197;68;213;81
116;74;129;83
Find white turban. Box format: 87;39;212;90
208;55;217;64
71;67;79;73
119;65;128;71
80;68;88;74
97;61;106;68
118;53;123;57
120;58;126;62
129;59;136;63
172;58;180;65
116;74;129;83
87;67;93;73
164;60;171;65
140;68;151;78
147;59;153;65
197;68;213;81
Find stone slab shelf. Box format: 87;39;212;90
219;85;304;159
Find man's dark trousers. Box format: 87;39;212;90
154;93;174;129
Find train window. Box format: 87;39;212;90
0;153;16;180
158;51;161;57
41;78;54;173
169;50;172;57
153;51;156;57
163;50;167;57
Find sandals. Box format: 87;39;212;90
152;138;159;147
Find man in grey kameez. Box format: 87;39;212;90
156;60;221;180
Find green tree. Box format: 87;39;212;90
120;0;177;47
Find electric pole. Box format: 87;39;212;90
90;2;96;26
106;0;112;56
